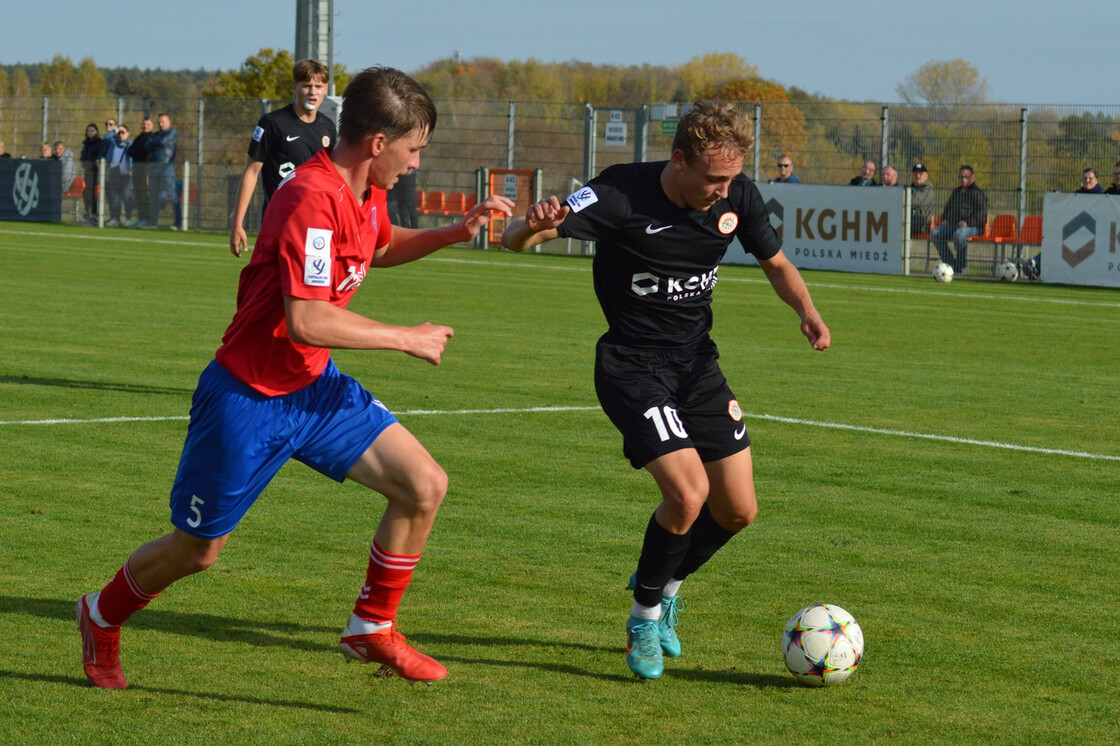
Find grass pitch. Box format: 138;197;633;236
1;223;1118;744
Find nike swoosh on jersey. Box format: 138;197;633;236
286;135;300;141
734;425;747;440
645;224;673;234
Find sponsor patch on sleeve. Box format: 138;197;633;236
303;227;333;287
252;125;265;143
565;186;599;213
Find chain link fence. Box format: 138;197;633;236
2;94;1117;245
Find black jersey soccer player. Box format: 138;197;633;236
501;100;830;680
229;59;338;257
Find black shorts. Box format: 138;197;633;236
594;335;750;469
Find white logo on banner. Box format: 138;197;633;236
12;163;40;217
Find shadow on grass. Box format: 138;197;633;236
4;596;788;687
0;374;191;396
0;669;361;713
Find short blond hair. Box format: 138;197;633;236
672;99;753;163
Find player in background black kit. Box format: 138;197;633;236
502;100;830;680
229;59;337;257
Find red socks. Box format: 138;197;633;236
352;541;420;625
95;560;159;627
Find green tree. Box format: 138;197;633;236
207;48;296;98
896;59;990;106
675;53;759;101
0;68;8;96
11;67;31;96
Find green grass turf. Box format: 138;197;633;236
1;222;1118;744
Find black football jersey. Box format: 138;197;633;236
248;104;337;200
557;161;781;347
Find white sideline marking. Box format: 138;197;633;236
2;406;1116;462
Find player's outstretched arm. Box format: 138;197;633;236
284;297;454;365
372;195;515;268
758;250;831;351
501;196;570;252
229;159;264;257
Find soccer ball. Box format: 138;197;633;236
781;604;864;687
998;261;1020;282
933;263;954;283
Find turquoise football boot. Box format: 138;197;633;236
625;617;664;679
627;572;684;658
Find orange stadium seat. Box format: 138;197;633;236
424;190;446;215
414;189;426;213
445;192;467;215
1019;215;1043;246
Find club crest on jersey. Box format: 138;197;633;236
303;227;333;287
566;186;599;213
252;125;264;142
728;399;743;421
718;212;738;234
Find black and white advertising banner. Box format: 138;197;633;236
0;158;63;223
724;183;905;274
1041;193;1120;288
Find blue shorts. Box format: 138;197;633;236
169;359;397;538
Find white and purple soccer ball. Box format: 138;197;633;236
781;603;864;686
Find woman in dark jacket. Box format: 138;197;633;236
79;123;103;224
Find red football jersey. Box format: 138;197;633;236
216;149;391;395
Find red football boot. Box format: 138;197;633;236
76;594;127;689
339;627;447;683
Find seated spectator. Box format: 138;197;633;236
1106;161;1120;195
880;165;898;187
1075;167;1103;194
850;160;878;186
769;155;800;184
931;165;987;274
54;141;76;195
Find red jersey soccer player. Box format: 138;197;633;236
77;67;514;688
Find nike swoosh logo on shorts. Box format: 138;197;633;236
645;224;673;234
286;135;300;141
734;425;747;440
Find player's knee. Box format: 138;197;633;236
724;502;758;531
409;461;448;517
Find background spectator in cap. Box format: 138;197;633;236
1075;168;1103;194
880;165;899;187
1105;161;1120;195
908;163;936;236
769;154;800;183
849;160;878;186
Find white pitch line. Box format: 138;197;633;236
2;406;1116;462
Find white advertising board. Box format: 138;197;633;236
1040;193;1120;288
724;183;906;275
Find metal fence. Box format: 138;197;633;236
1;94;1117;243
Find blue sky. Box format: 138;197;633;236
5;0;1116;105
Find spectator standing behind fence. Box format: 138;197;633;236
387;169;419;227
1075;168;1103;194
1105;162;1120;195
40;142;53;159
128;117;154;227
880;165;898;187
908;163;935;236
768;155;800;183
849;160;878;186
144;113;180;229
80;124;103;224
229;59;336;256
0;140;10;158
932;165;987;274
104;124;132;226
54;141;76;195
